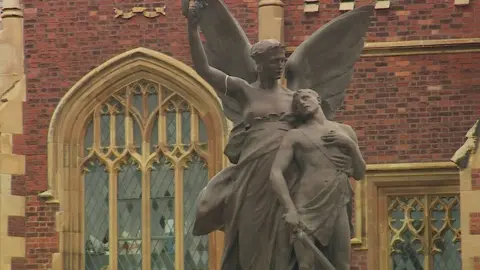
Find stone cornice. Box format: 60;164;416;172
286;38;480;57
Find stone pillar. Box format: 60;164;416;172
451;119;480;269
0;0;27;269
258;0;284;43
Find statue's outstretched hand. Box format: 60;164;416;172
186;0;208;24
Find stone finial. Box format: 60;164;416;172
451;120;480;169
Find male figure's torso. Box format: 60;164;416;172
290;122;352;208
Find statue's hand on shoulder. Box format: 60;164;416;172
322;130;354;149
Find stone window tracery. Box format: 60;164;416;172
82;79;211;270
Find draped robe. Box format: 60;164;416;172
193;114;300;269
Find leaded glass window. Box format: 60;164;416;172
388;194;461;270
83;79;211;270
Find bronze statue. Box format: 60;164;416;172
270;89;366;270
183;0;373;268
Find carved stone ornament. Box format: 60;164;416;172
451;120;480;169
114;6;167;19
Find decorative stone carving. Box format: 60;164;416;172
114;6;167;19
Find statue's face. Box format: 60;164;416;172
293;90;320;117
259;49;286;79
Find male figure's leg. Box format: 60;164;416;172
330;206;351;270
293;238;315;270
347;199;355;238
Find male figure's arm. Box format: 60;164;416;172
270;131;298;212
343;126;366;180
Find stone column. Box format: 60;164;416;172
258;0;284;43
0;0;27;269
451;119;480;269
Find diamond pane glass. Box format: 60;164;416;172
118;158;142;270
198;116;208;151
100;112;110;151
84;118;94;157
151;157;175;270
183;155;209;270
181;111;191;146
198;116;207;144
389;196;425;270
133;119;143;154
147;86;159;114
132;84;144;116
431;196;461;270
388;194;461;270
166;109;177;147
116;114;126;153
151;113;160;154
84;159;109;270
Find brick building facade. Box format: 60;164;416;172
0;0;480;269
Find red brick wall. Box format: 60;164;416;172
284;0;480;46
351;251;367;270
15;0;480;269
11;258;26;270
339;52;480;164
8;216;26;237
474;256;480;270
471;212;480;235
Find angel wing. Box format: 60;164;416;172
182;0;257;124
285;5;374;120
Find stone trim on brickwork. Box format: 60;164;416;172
375;0;390;10
0;1;26;270
455;0;470;5
286;38;480;57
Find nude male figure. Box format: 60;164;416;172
270;89;366;270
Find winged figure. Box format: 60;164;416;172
184;1;373;269
183;0;373;124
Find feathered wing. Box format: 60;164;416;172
285;5;374;120
183;0;257;124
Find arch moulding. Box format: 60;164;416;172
38;47;230;269
40;47;229;203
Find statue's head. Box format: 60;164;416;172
250;39;286;80
292;89;322;118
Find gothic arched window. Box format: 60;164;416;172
82;79;214;270
44;49;229;270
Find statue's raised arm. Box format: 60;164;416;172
285;5;374;120
184;0;257;125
